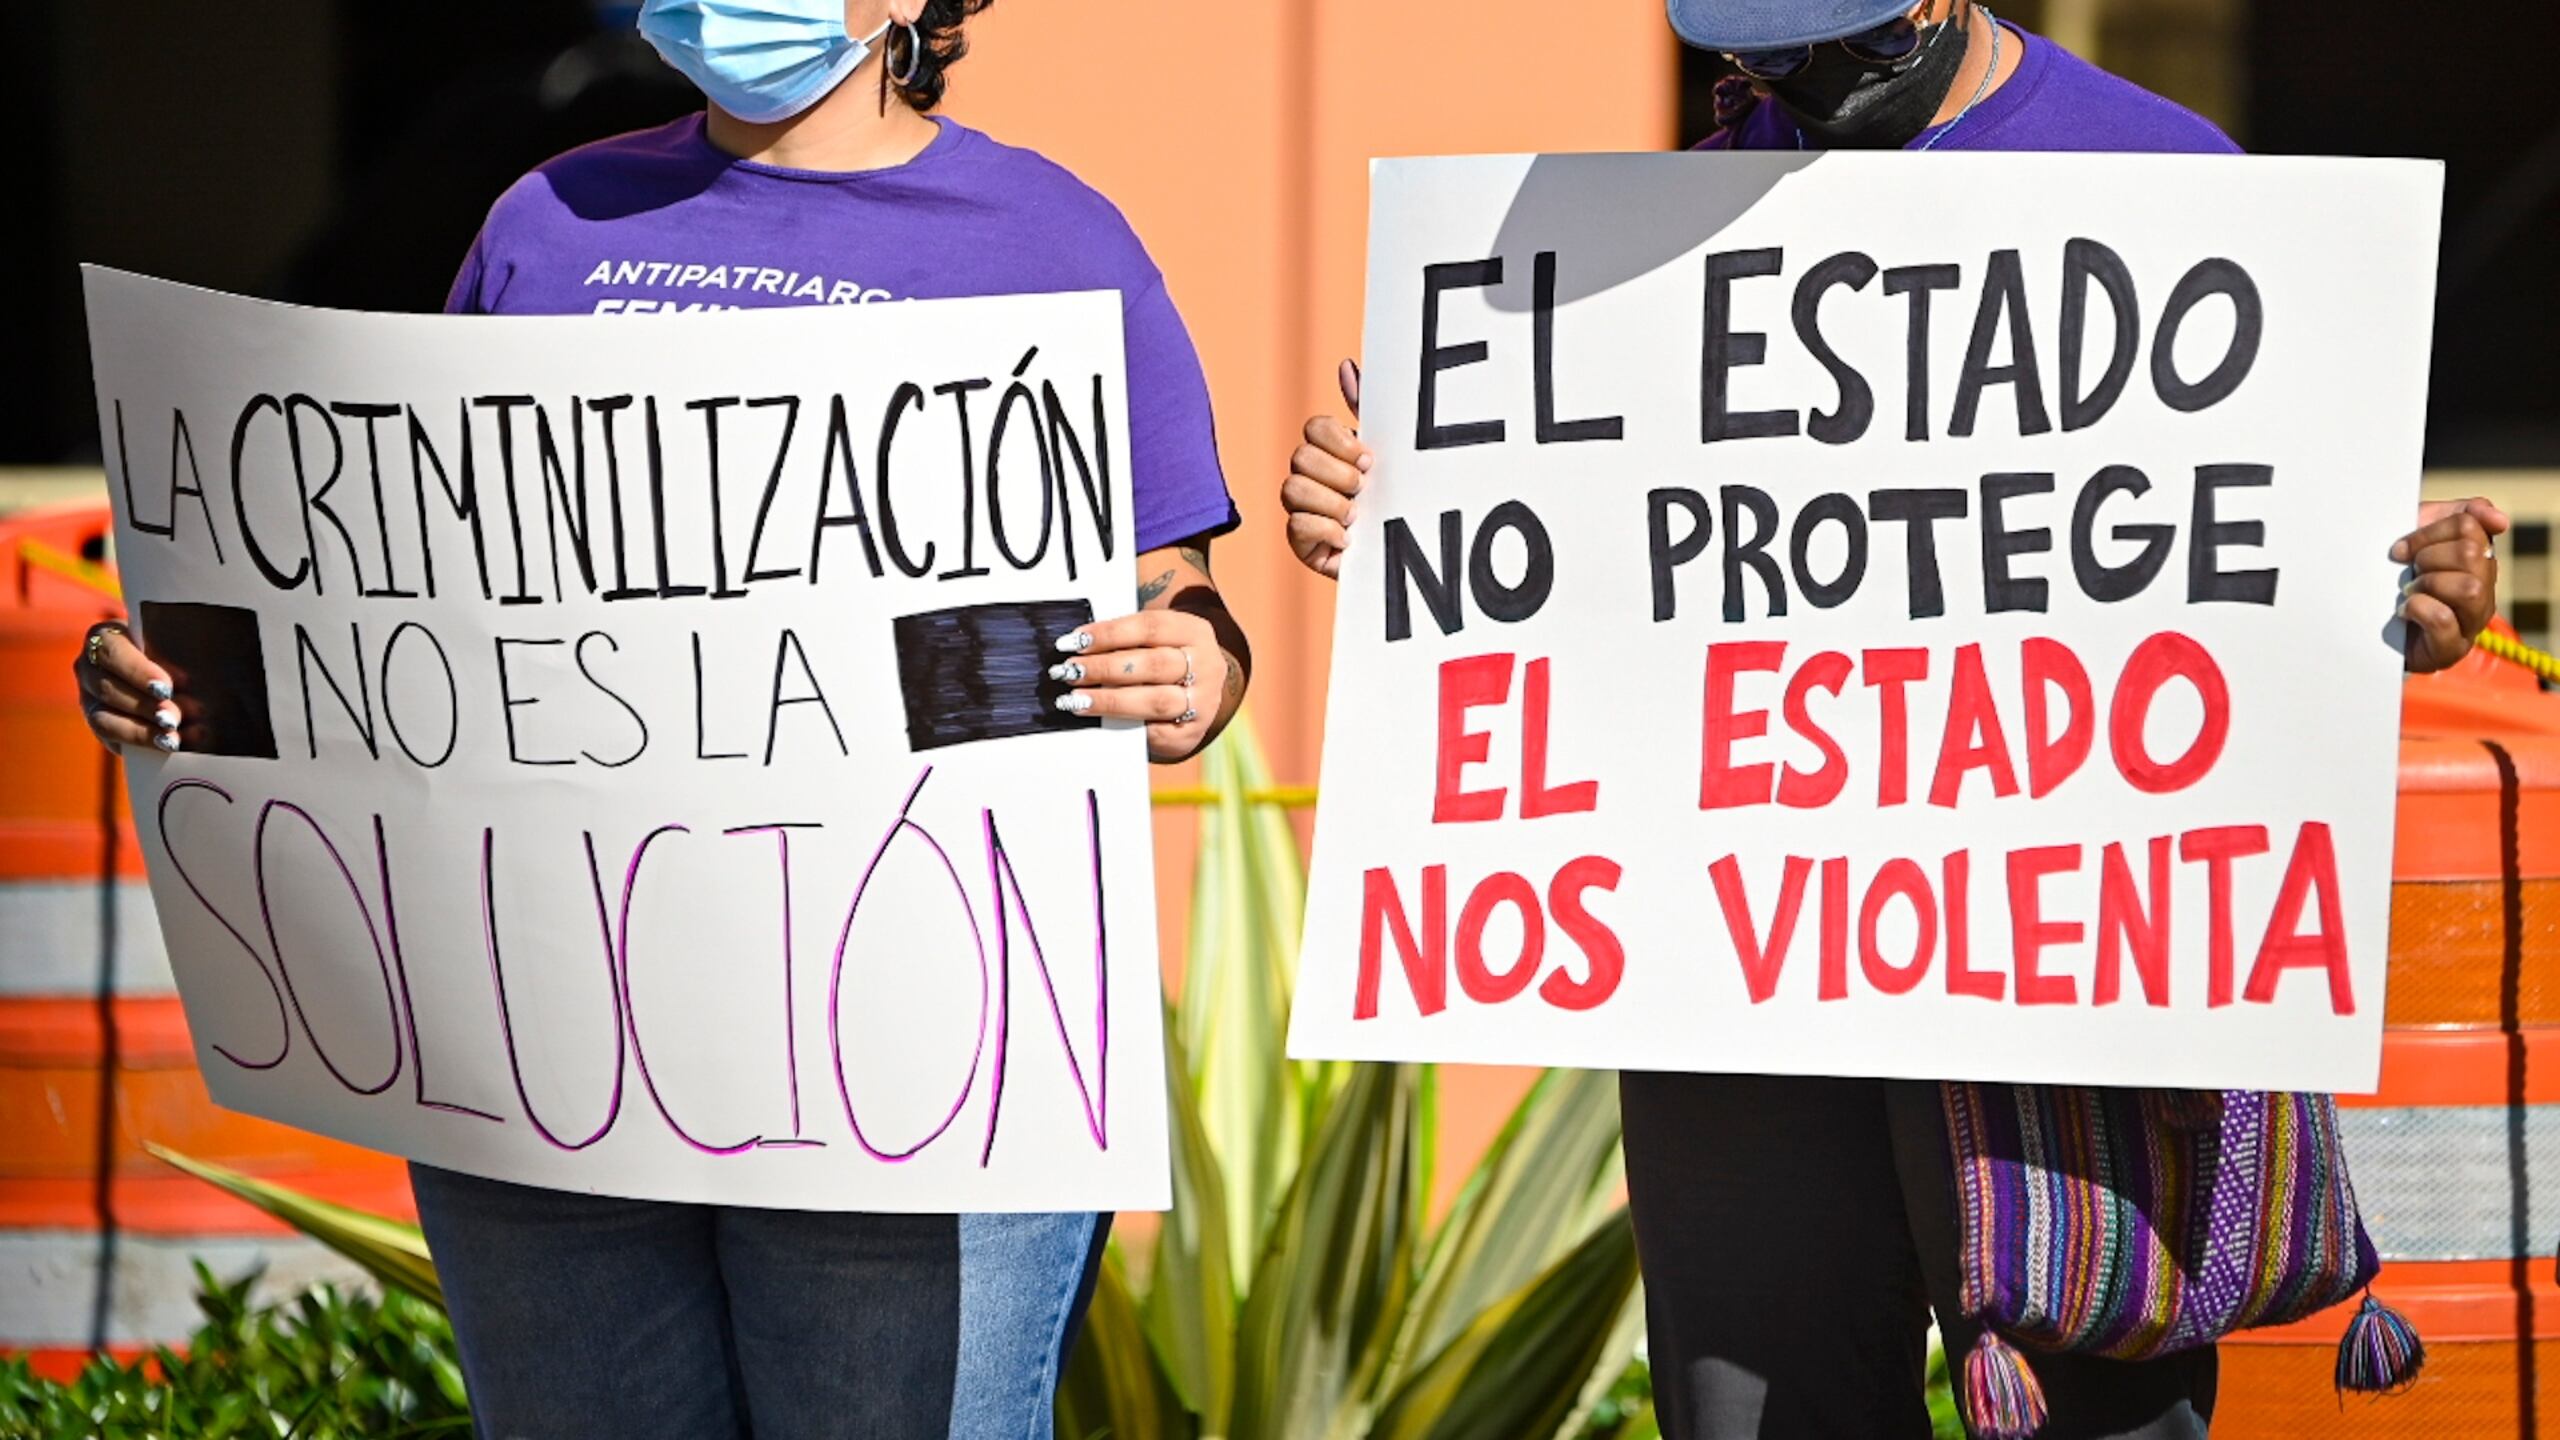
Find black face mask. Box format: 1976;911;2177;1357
1766;11;1972;150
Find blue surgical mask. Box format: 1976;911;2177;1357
638;1;895;124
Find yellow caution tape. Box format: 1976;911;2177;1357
17;538;122;601
1150;784;1318;809
2475;627;2560;683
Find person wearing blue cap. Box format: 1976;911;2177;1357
1667;0;2239;154
1281;2;2506;1436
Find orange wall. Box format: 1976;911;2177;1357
948;3;1678;1196
949;1;1678;792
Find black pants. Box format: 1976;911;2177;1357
1621;1073;2217;1440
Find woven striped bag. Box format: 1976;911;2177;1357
1940;1084;2424;1439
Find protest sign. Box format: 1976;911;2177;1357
1289;153;2443;1093
83;268;1168;1210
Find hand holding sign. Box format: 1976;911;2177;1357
74;621;178;751
1052;548;1246;758
2390;498;2504;672
1283;361;1370;580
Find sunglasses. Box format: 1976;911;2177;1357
1726;13;1934;82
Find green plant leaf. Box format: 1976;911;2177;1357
1140;1015;1237;1427
1228;1062;1425;1440
1180;717;1308;1279
1220;722;1350;1150
1927;1331;1966;1440
1178;725;1243;1082
150;1145;445;1311
1365;1209;1641;1440
1058;1246;1188;1440
1553;1280;1647;1440
1395;1068;1623;1384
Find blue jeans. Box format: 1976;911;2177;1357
408;1163;1109;1439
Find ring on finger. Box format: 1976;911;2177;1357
85;623;125;668
1179;647;1196;689
1176;680;1197;726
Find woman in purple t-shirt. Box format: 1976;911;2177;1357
70;3;1247;1438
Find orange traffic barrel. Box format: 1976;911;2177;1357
0;501;412;1381
2219;661;2560;1436
2219;1030;2560;1433
2;501;121;613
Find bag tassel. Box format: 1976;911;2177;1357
2335;1291;2425;1396
1962;1330;2049;1440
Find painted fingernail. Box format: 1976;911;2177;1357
152;732;180;753
1054;693;1094;713
2401;575;2423;597
155;706;179;730
1048;660;1085;683
1055;630;1092;654
147;679;173;701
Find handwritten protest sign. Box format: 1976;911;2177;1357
84;268;1169;1210
1289;154;2443;1093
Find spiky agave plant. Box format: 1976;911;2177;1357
1056;717;1647;1440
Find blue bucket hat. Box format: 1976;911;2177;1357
1666;0;1917;51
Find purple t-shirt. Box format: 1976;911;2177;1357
1703;21;2239;155
446;113;1239;554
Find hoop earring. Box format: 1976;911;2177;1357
890;21;924;87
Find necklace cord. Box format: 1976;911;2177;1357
1916;5;2000;151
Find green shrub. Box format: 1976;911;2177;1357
0;1265;469;1440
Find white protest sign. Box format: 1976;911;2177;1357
85;268;1169;1211
1290;154;2443;1094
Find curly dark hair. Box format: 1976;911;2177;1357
886;0;995;113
